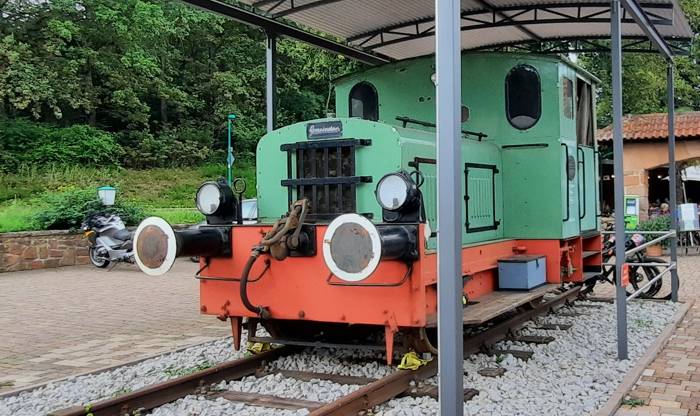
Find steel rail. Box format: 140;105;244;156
310;286;581;416
48;346;296;416
48;286;581;416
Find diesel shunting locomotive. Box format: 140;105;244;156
132;52;601;362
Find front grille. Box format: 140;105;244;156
281;139;372;220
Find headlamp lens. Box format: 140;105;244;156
196;183;222;215
376;174;409;211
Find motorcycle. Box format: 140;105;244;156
81;213;134;268
595;227;669;299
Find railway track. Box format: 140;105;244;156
49;286;581;416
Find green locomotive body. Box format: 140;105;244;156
257;52;600;243
133;52;603;360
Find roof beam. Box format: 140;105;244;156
475;36;691;54
620;0;673;58
273;0;347;17
473;0;543;42
347;3;673;50
181;0;391;65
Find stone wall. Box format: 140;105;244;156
0;230;89;273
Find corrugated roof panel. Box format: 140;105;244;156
239;0;692;60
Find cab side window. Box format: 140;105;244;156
505;65;541;130
576;79;595;146
349;82;379;121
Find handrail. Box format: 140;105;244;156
625;231;676;257
627;263;676;300
601;230;676;235
602;262;673;267
561;143;570;222
577;146;586;220
395;116;488;140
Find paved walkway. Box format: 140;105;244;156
612;255;700;416
0;260;229;393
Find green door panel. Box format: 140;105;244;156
578;146;598;232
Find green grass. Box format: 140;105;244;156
0;162;255;232
150;208;205;224
0;199;42;232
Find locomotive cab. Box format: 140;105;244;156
133;52;602;362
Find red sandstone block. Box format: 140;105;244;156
22;246;37;260
45;259;60;268
30;260;45;270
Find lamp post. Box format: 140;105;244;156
227;114;236;185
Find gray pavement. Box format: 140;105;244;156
0;260;229;392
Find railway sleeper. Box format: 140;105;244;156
489;349;534;361
535;323;573;330
400;385;479;401
509;335;555;344
255;369;378;385
215;391;324;411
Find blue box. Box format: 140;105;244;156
497;255;547;290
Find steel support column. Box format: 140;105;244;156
266;33;277;133
667;62;679;302
611;0;628;359
435;0;464;414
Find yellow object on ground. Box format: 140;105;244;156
246;341;272;355
397;351;431;370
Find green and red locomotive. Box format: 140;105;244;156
133;52;601;362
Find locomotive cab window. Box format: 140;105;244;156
576;79;595;146
349;82;379;121
505;65;541;130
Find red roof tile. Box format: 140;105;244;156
596;112;700;142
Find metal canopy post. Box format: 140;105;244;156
435;0;464;414
266;32;277;133
667;61;680;302
610;0;629;360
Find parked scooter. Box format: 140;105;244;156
82;213;134;268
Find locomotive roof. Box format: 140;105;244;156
195;0;693;62
332;51;601;85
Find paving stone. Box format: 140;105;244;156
611;256;700;416
0;260;229;391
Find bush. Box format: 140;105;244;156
118;127;213;169
0;119;122;172
638;215;672;248
33;187;146;230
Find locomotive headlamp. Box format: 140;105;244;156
323;214;418;282
375;171;420;212
195;178;237;224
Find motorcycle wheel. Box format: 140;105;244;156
89;247;110;268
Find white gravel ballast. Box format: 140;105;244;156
0;335;247;416
0;299;680;416
379;300;679;416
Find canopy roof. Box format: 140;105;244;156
233;0;693;60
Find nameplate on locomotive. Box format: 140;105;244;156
307;121;343;140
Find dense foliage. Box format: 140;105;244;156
33;187;146;230
0;0;358;172
0;119;121;171
578;0;700;128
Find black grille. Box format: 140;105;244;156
281;139;372;220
